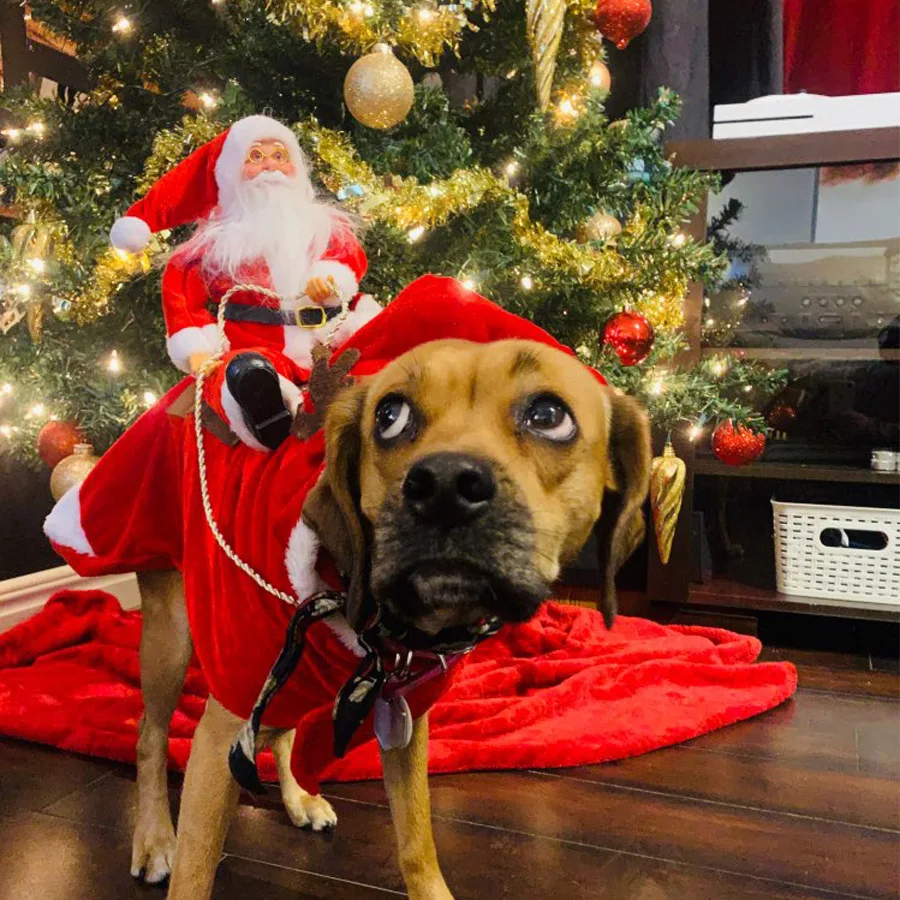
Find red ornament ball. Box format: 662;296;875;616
712;421;766;466
603;310;655;366
766;403;797;432
37;420;85;469
594;0;653;49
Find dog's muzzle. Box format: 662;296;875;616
372;452;550;633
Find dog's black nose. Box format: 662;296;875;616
403;453;496;527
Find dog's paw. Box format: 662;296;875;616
283;789;338;832
130;819;176;885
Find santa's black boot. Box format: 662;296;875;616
224;352;293;450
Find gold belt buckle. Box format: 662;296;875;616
294;306;327;328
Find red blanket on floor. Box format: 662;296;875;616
0;590;796;781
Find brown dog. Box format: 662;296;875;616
134;338;651;899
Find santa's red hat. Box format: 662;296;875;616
109;115;304;253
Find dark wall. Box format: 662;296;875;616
0;458;62;580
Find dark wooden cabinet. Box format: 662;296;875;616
648;127;900;624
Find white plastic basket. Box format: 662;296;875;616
771;500;900;608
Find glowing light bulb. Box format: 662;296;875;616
557;97;577;118
710;358;727;377
427;184;443;197
16;284;31;297
668;232;687;247
504;160;520;178
650;379;665;396
407;226;426;243
2;128;22;141
28;258;45;274
506;69;518;79
461;277;477;291
1;383;12;396
198;92;218;109
705;317;715;327
28;121;45;137
107;350;122;374
30;403;45;417
520;274;534;290
417;6;435;22
112;15;132;33
743;384;753;393
143;390;158;406
0;424;11;439
688;424;703;442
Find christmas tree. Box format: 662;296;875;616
0;0;783;467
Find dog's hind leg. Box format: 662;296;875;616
270;729;338;831
167;695;242;900
131;569;192;885
382;713;454;900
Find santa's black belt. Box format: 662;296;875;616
223;302;342;329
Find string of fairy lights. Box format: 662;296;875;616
0;2;773;453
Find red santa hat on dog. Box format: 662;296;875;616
109;115;304;253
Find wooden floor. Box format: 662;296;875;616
0;647;898;900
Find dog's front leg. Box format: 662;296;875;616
381;713;454;900
167;696;241;900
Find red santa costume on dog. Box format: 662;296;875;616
110;114;380;450
44;276;602;790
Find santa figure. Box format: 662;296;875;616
110;114;380;451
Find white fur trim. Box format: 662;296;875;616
220;381;269;452
285;519;324;600
43;485;95;557
166;324;220;374
323;614;366;657
216;116;303;213
329;294;382;348
308;260;359;304
110;216;151;253
278;375;303;416
285;520;364;656
282;328;319;369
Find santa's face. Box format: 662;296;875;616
241;139;297;182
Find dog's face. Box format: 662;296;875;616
303;339;651;634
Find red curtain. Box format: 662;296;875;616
784;0;900;95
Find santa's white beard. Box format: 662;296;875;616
185;171;343;298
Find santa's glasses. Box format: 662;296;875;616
245;142;290;165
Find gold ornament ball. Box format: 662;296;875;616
588;60;612;92
344;44;415;130
50;443;100;501
577;211;622;243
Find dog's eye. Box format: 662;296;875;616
523;394;577;442
375;395;415;443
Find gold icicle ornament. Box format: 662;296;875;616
526;0;566;111
649;438;686;565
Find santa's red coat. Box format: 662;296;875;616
45;275;597;791
162;230;376;374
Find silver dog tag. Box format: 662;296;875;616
374;695;413;751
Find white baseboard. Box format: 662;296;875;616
0;565;140;633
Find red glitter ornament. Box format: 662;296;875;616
603;310;655;366
766;403;797;432
712;421;766;466
37;420;85;469
594;0;653;50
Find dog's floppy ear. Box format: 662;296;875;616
593;390;652;629
302;381;373;631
